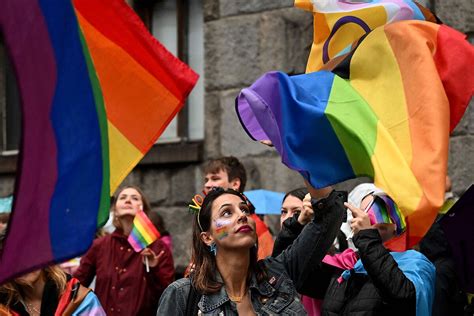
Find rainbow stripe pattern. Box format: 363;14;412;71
236;20;473;249
128;211;161;252
295;0;438;72
368;195;407;236
0;0;197;282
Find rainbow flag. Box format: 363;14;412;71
128;211;161;252
295;0;438;72
0;0;197;282
236;21;473;249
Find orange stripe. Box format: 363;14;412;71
385;21;447;247
77;11;183;152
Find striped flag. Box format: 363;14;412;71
128;211;161;252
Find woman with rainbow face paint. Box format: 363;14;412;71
157;185;347;315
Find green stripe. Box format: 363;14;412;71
77;27;110;227
134;229;149;246
325;76;377;177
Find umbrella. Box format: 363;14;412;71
0;196;12;213
439;184;474;293
244;190;285;215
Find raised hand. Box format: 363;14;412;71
298;193;314;225
345;202;371;236
140;248;165;268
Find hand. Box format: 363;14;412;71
141;248;165;268
260;140;274;147
345;202;371;236
304;179;333;199
298;193;314;225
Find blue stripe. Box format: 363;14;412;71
38;0;103;260
278;71;355;188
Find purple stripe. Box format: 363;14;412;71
0;0;57;281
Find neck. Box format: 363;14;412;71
216;247;250;300
118;217;134;236
22;275;45;303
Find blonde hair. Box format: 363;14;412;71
0;266;67;307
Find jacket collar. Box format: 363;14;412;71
198;271;275;313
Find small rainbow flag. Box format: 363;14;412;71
128;211;161;252
369;195;407;236
0;0;197;282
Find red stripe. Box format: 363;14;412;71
73;0;198;100
433;25;474;132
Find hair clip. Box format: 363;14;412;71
188;194;204;215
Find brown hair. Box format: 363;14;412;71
0;266;67;307
204;157;247;193
191;188;265;294
112;186;152;229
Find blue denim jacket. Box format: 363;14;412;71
157;190;346;315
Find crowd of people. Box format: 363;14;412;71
0;154;471;315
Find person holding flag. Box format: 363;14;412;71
74;186;174;316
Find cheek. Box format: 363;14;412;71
214;219;232;240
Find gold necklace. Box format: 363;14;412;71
228;294;243;303
25;301;41;316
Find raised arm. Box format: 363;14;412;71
267;186;346;292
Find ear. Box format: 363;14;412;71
200;231;215;247
229;178;241;192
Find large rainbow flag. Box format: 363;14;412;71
295;0;438;72
236;20;473;249
0;0;197;282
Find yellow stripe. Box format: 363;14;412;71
350;27;413;165
135;218;154;243
108;121;143;194
371;121;422;217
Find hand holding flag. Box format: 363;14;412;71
127;210;161;271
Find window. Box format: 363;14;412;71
135;0;204;142
0;38;21;154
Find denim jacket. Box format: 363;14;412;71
157;190;346;315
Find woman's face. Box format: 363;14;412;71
205;193;257;250
114;188;143;219
280;195;303;227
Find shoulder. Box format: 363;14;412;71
157;278;191;315
167;278;192;292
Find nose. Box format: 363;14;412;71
237;211;248;223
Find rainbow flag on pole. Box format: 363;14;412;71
0;0;197;282
236;20;473;249
128;211;161;252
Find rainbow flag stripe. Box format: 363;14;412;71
0;0;197;282
370;195;407;235
236;21;473;249
128;211;161;252
295;0;438;72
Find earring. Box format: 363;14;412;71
209;243;217;256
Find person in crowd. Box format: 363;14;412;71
0;213;10;232
277;183;436;316
149;211;173;253
74;186;175;316
203;156;274;259
0;230;105;316
157;183;345;315
0;267;105;316
419;220;467;316
273;187;347;315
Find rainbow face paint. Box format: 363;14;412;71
214;219;231;240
